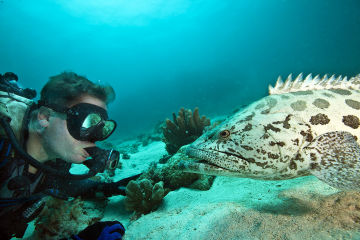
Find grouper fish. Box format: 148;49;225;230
182;73;360;190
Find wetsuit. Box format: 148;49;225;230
0;110;133;239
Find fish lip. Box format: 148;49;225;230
185;153;226;170
178;159;226;171
186;145;250;163
185;146;234;171
197;159;224;169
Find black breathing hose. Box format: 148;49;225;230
0;118;96;180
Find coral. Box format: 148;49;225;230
162;107;211;155
189;174;216;191
122;143;215;217
124;179;169;215
159;154;172;164
33;197;107;240
140;149;215;191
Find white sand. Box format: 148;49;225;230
21;140;360;239
101;141;360;240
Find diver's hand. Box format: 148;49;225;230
72;221;125;240
97;223;124;240
101;173;142;197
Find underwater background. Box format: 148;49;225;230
2;1;360;239
1;0;360;139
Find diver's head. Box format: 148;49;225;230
28;72;117;165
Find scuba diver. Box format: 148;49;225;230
0;72;140;239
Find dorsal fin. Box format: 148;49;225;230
269;73;360;95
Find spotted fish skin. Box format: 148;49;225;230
184;74;360;190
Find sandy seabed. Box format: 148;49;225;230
22;141;360;240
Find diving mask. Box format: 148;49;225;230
38;101;117;142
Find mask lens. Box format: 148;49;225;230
103;121;116;138
80;114;116;141
82;113;101;129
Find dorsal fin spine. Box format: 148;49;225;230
283;74;293;89
275;76;283;89
269;73;360;95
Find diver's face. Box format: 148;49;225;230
42;95;107;164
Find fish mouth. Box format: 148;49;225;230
185;146;223;164
186;145;251;164
187;144;253;160
178;146;245;177
179;158;225;170
178;159;234;176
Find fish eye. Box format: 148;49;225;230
219;130;231;139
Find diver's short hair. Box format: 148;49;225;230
40;71;115;107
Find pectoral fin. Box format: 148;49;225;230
303;131;360;190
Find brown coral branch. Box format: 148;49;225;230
124;179;167;215
162;107;211;155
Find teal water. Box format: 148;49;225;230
1;1;360;239
1;0;360;139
